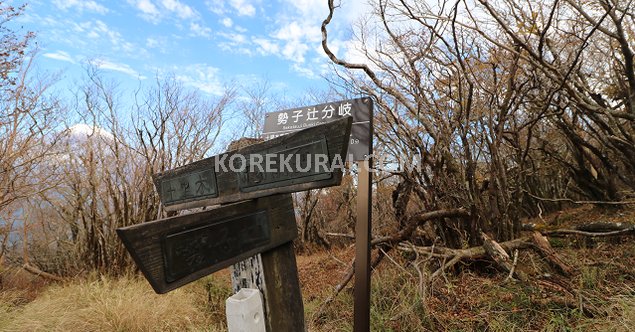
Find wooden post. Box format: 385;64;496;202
230;246;305;332
226;136;305;331
260;242;305;332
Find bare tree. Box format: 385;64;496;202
27;69;236;275
321;0;634;248
0;3;60;260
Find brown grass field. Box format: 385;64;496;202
1;206;634;331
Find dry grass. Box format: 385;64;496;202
1;246;634;332
303;206;635;331
306;260;635;331
0;274;228;332
1;206;634;331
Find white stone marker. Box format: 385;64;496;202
226;288;266;332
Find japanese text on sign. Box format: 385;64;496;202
263;97;372;161
275;102;352;126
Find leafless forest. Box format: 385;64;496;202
2;0;635;330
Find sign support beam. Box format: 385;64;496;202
354;100;373;332
260;242;305;332
354;158;372;332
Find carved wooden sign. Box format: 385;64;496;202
153;116;352;211
117;194;297;294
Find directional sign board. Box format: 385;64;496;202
153;116;352;211
262;97;372;161
117;194;297;294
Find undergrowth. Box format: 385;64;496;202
0;273;230;332
2;210;635;332
306;239;635;331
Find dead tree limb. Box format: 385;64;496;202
545;227;635;237
482;233;529;282
575;222;635;232
398;236;533;279
523;190;635;206
326;208;471;246
324;232;355;240
22;264;66;282
371;208;470;246
523;222;635;237
531;232;574;276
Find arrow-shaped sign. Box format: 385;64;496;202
153;116;353;211
117;194;297;294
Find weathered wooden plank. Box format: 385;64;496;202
117;194;297;294
260;242;306;332
153;116;352;211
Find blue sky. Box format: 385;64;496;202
13;0;370;100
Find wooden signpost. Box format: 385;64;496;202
153;117;352;211
118;117;353;331
263;97;374;332
117;194;297;294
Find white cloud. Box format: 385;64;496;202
229;0;256;17
206;0;227;15
92;59;146;79
130;0;198;23
218;32;250;53
146;37;160;48
52;0;109;14
247;0;373;79
218;32;255;56
281;42;308;63
291;63;317;79
220;17;233;28
273;21;305;41
131;0;161;22
75;20;140;56
270;21;316;63
190;22;212;38
43;50;75;63
145;36;170;53
253;38;279;55
174;64;224;95
281;0;326;22
161;0;197;19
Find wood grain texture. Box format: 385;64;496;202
117;194;297;294
261;242;306;332
153;116;352;211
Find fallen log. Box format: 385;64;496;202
324;232;355;240
397;237;533;279
22;264;65;282
574;222;634;232
522;222;635;237
482;233;529;282
544;227;635;237
531;232;574;276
